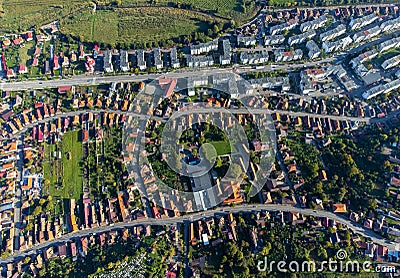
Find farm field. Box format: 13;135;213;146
60;7;228;47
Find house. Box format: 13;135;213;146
25;31;33;41
186;55;214;68
390;175;400;187
306;40;321;59
264;35;285;45
136;49;146;70
240;51;269;65
103;50;113;72
190;40;218;55
300;15;327;32
318;169;327;181
350;212;360;222
332;204;347;213
237;34;257;47
349;13;378;30
319;24;346;42
170;47;180;68
322;36;353;53
153;48;163;70
120;50;129;72
288;30;316;46
6;69;16;79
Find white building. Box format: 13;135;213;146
306;40;321;59
319;24;346;42
300;15;327;32
349;13;378;30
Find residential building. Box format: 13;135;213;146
306;40;321;59
288;30;316;46
382;54;400;70
170;47;180;69
186;55;214;68
322;36;352;53
120;50;129;72
380;15;400;32
153;48;163;70
274;49;303;62
319;24;346;42
362;79;400;99
237;35;257;47
136;49;146;70
379;37;400;53
103;51;113;73
219;40;231;65
190;41;218;55
269;19;298;35
248;76;290;91
352;25;381;43
264;35;285;45
349;13;378;30
240;51;269;65
300;15;327;32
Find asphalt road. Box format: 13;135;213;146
1;204;398;264
0;58;337;92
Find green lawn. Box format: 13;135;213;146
61;130;83;200
210;141;236;155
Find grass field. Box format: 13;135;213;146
43;131;83;200
61;130;83;200
60;7;227;47
120;0;258;22
210;141;236;155
0;0;93;32
43;143;59;196
2;0;258;47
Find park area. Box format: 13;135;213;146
42;130;83;201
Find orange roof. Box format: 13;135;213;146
333;204;347;213
2;163;14;170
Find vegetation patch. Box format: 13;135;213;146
61;130;83;200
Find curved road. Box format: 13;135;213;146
1;204;398;264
